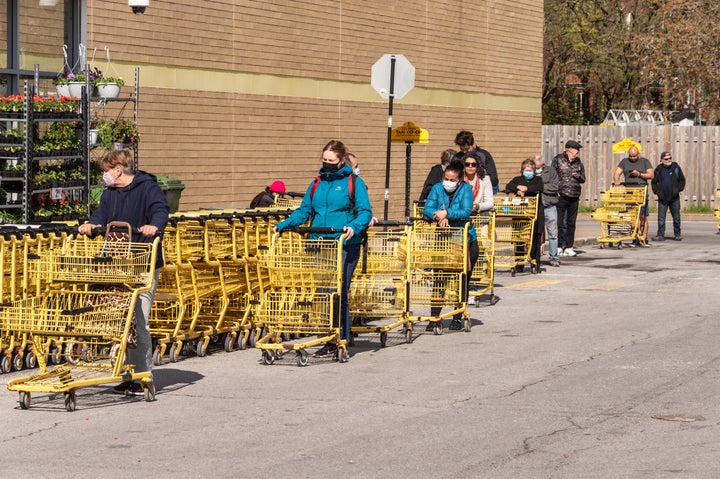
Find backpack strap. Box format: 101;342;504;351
310;176;321;198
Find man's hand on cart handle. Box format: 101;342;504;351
78;223;101;236
343;226;354;240
139;225;159;237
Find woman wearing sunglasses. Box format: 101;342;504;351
462;151;494;214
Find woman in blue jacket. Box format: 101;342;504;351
275;140;373;357
423;159;478;331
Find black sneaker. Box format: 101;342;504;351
673;235;682;241
448;319;463;330
313;343;337;358
112;381;142;395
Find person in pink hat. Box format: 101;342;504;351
250;180;286;208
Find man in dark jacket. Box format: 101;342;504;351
451;130;500;194
551;140;586;257
79;149;169;395
651;151;686;241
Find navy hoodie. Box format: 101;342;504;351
89;170;170;268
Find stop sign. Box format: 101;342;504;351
371;54;415;100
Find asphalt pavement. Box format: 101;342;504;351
1;214;719;478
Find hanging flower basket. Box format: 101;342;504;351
96;82;121;98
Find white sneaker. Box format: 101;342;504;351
564;247;577;257
559;248;566;256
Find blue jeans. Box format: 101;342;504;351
543;205;559;261
340;243;361;342
657;198;681;237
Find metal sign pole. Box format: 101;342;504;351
382;56;396;221
404;141;412;218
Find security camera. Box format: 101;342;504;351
129;0;149;14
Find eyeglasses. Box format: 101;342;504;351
464;162;478;167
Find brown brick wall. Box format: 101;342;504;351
85;0;543;218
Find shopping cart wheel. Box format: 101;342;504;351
511;268;516;277
64;391;76;412
247;330;257;349
599;243;605;249
0;355;10;373
261;350;274;365
433;323;443;335
489;294;497;306
12;352;23;371
336;348;349;363
152;348;162;366
404;328;413;344
296;350;309;367
531;264;538;274
196;339;207;358
65;341;80;365
49;345;61;365
143;382;156;402
223;334;235;352
19;391;31;410
463;318;471;332
169;344;181;363
380;332;388;348
24;350;37;369
617;243;623;250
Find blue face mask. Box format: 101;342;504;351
523;171;534;180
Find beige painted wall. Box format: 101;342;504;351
86;0;543;218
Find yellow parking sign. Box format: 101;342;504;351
391;122;429;143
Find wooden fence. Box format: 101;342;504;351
542;125;720;208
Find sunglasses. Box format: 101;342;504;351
464;162;478;167
662;157;672;161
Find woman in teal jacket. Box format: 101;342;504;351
275;140;373;357
422;159;479;331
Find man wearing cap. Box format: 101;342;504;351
651;151;686;241
613;145;654;246
551;140;586;257
249;180;286;208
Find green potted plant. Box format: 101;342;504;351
97;119;139;150
93;76;125;98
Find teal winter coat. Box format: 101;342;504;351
276;164;373;245
423;181;477;243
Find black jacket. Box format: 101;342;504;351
651;162;686;202
419;164;444;201
250;188;275;208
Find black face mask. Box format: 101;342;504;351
321;162;342;173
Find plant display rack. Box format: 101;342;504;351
0;67;139;224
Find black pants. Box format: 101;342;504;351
557;195;579;249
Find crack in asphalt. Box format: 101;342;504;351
503;331;653;398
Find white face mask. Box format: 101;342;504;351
535;168;543;174
353;167;361;176
442;180;458;193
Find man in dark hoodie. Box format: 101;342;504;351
79;149;169;395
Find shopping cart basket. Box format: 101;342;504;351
5;222;159;411
255;227;347;366
592;185;646;248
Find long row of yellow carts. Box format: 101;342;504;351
2;195;545;410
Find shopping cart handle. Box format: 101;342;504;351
407;216;433;223
370;219;409;227
292;226;345;234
